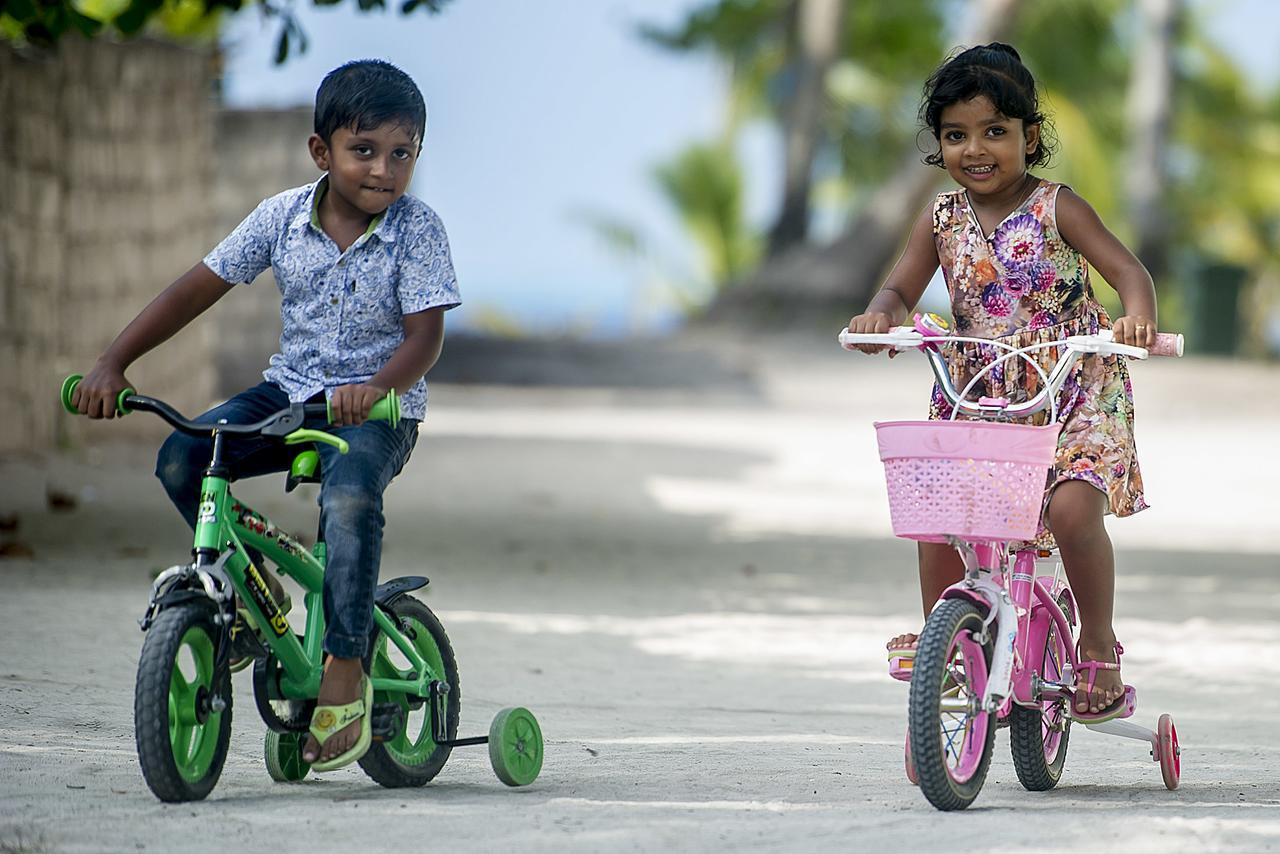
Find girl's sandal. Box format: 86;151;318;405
1070;641;1136;723
308;674;374;772
887;636;918;682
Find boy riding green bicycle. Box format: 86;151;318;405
70;59;468;780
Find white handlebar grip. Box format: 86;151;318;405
1148;332;1183;357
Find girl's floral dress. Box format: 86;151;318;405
929;179;1147;546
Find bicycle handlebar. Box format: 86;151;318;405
59;375;400;447
837;323;1183;420
837;327;1183;359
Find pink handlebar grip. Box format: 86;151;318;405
1148;332;1183;357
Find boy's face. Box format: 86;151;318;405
308;122;420;218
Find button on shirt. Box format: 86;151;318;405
202;177;460;420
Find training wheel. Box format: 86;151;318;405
264;730;311;782
1157;713;1179;790
904;728;919;786
488;706;543;787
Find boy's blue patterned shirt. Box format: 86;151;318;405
202;177;460;420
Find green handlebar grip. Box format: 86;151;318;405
61;374;82;413
60;374;134;416
325;388;399;428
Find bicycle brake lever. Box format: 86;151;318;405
283;428;350;454
260;403;308;438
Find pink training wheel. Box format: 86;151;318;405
904;728;919;786
1157;713;1180;790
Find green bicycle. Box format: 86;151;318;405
61;376;543;802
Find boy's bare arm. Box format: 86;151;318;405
329;307;446;426
73;263;235;418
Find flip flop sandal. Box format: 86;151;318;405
1070;641;1135;723
308;674;374;773
887;636;919;682
229;592;293;673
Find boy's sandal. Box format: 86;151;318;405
1070;641;1135;723
308;674;374;773
887;635;918;682
229;593;293;673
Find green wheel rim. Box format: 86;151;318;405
369;615;448;764
264;730;311;782
489;707;543;787
167;627;223;783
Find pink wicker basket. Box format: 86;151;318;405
874;420;1062;543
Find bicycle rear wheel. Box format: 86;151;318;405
1010;592;1072;790
358;595;459;787
908;598;995;811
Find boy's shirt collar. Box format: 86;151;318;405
299;175;399;245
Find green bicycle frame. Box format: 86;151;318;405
196;472;442;701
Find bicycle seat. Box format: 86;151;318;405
285;449;322;493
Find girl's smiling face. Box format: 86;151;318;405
937;95;1039;200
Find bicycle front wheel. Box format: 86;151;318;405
908;598;996;811
134;602;232;802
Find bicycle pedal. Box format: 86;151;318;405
370;702;405;742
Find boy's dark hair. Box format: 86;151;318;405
315;60;427;149
918;42;1055;169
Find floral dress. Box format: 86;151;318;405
928;179;1147;546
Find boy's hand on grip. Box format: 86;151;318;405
846;312;898;357
330;383;387;426
74;361;131;419
1112;315;1157;349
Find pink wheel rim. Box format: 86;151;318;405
940;629;990;783
1040;621;1069;761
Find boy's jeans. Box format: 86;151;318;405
155;382;419;659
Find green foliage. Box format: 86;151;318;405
639;0;1277;346
0;0;450;62
653;142;759;286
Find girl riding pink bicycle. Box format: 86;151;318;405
843;43;1182;808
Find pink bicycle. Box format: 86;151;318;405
839;315;1183;810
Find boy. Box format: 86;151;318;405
71;60;459;771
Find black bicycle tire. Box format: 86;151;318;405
908;598;996;811
135;602;233;802
1009;592;1073;790
358;596;460;787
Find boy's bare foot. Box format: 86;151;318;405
1075;636;1125;715
303;656;366;764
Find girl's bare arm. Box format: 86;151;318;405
1055;188;1158;347
846;204;941;351
73;263;235;418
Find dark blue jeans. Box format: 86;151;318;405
155;382;419;659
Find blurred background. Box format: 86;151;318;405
1;0;1277;452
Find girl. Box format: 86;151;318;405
846;43;1159;722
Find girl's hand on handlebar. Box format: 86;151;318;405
846;312;898;357
330;383;388;426
1111;315;1157;348
74;360;132;419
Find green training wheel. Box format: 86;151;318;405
488;706;543;787
264;730;311;782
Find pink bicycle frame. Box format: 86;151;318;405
938;539;1079;716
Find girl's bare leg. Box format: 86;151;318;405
887;542;965;651
1046;480;1125;715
